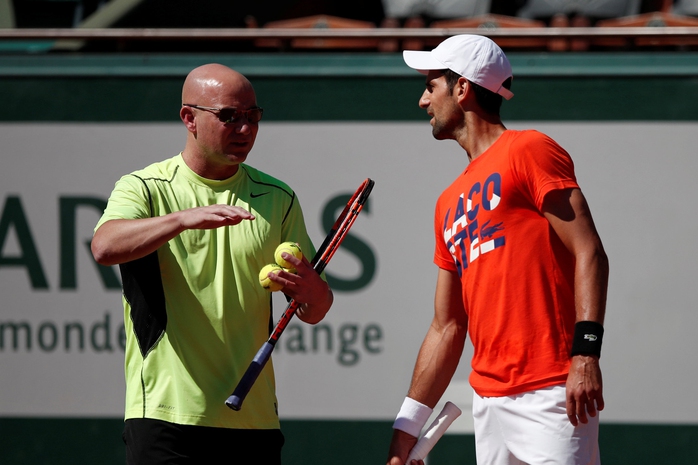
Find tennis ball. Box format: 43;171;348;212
259;263;284;292
274;242;303;272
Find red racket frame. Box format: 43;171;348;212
226;178;375;411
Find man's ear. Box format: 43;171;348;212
455;77;469;103
181;106;196;132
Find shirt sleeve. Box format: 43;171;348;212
510;131;579;211
94;174;152;232
433;195;459;272
280;190;320;270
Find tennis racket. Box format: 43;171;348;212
406;401;462;463
226;178;375;411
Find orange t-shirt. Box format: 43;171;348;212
433;130;580;397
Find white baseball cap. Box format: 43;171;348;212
403;34;514;100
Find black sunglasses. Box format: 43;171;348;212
183;104;264;124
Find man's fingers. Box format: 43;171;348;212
578;392;590;424
596;395;605;412
186;205;255;228
283;251;313;268
569;391;604;425
219;205;255;221
567;399;579;426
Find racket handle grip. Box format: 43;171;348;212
406;401;462;462
225;341;275;411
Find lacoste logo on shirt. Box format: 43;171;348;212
250;192;270;198
584;334;598;342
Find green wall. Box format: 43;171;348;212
1;51;698;464
1;418;698;464
2;52;698;122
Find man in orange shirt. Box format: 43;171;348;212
386;35;609;465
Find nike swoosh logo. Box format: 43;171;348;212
250;192;270;198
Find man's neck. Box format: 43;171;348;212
181;149;240;180
459;114;507;161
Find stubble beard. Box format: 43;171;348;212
431;116;456;141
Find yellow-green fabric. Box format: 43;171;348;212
95;154;316;429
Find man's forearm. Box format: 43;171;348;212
91;215;184;266
574;247;609;324
407;319;466;408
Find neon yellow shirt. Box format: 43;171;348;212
96;154;316;429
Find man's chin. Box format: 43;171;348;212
225;151;249;164
431;123;455;141
432;129;450;141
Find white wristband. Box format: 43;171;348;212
392;397;433;438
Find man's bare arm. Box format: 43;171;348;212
544;188;609;426
92;205;255;266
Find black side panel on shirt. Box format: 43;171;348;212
119;252;167;358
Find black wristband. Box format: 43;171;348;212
570;321;604;358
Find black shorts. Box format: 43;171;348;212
123;418;285;465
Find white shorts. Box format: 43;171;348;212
473;384;600;465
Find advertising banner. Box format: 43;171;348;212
2;121;698;428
